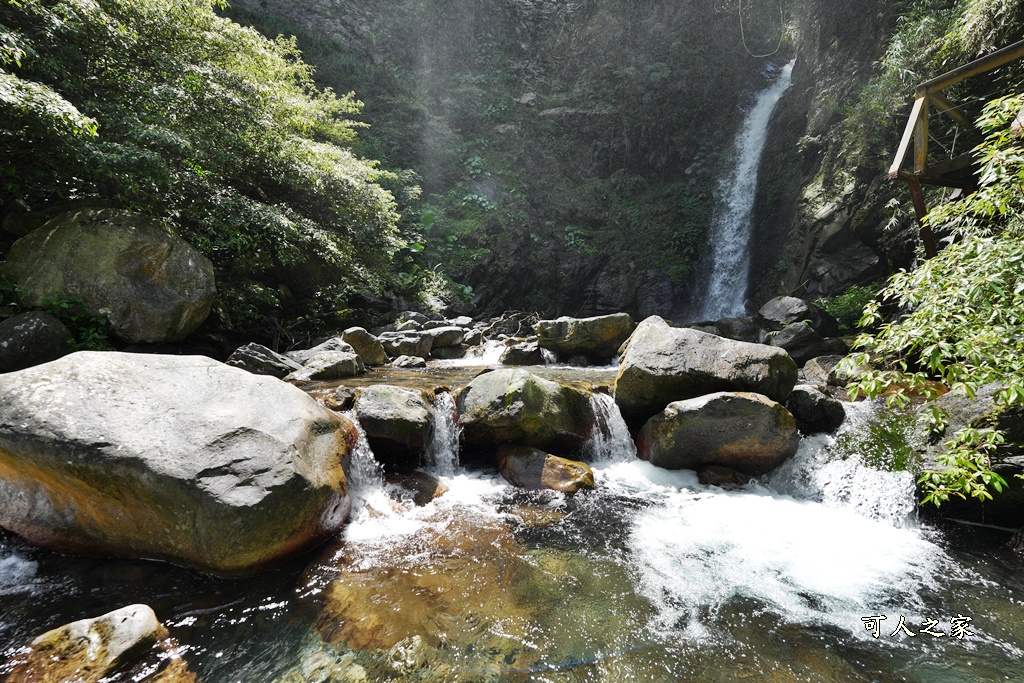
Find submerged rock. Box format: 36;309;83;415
637;392;799;474
355;385;434;467
226;342;303;378
457;368;596;453
3;604;195;683
534;312;635;362
615;316;798;420
0;208;216;343
0;311;74;373
497;444;595;493
787;384;846;434
0;352;354;575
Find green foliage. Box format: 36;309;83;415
37;294;113;351
815;283;883;334
843;94;1024;505
0;280;112;350
1;0;422;341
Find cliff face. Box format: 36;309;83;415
748;0;914;304
229;0;909;318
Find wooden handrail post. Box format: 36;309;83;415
905;176;938;258
914;93;929;174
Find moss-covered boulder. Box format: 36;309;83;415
0;208;216;343
497;444;595;493
615;316;798;421
4;604;195;683
456;369;596;453
637;392;799;474
534;313;636;362
0;352;354;576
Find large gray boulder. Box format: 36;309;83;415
500;341;544;366
0;208;216;343
534;313;635;362
354;385;434;467
419;326;465;349
342;327;388;366
286;337;356;365
0;352;354;576
286;351;364;382
456;369;596;452
381;333;432;359
614;316;798;420
637;392;799;474
0;311;74;372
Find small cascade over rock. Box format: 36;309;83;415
343;411;385;491
540;348;558;365
425;391;461;476
699;60;795;320
585;392;637;463
765;401;918;527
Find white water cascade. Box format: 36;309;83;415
342;411;385;491
699;60;795;320
584;392;637;463
425;391;461;476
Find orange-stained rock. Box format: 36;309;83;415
496;444;595;493
4;604;196;683
0;352;355;576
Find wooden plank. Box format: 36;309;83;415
914;98;929;174
929;90;974;129
919;38;1024;94
889;95;927;179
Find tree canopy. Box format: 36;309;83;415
1;0;429;341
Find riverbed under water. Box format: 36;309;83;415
1;362;1023;682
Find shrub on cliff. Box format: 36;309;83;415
844;94;1024;506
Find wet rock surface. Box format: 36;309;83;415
496;445;595;493
638;392;799;474
0;352;354;575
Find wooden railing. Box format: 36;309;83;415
889;38;1024;257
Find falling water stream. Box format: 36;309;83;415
699;60;796;320
1;374;1023;682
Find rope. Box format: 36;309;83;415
738;0;785;58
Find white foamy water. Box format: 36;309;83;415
700;60;795;320
432;340;505;367
342;411;384;492
424;391;461;477
583;392;637;463
0;548;37;598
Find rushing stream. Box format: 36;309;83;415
1;370;1023;682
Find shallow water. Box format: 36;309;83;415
1;387;1023;682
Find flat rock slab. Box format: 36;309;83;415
638;392;799;474
0;352;354;576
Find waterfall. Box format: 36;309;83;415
343;411;384;490
699;60;795;320
425;391;461;476
584;392;637;463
